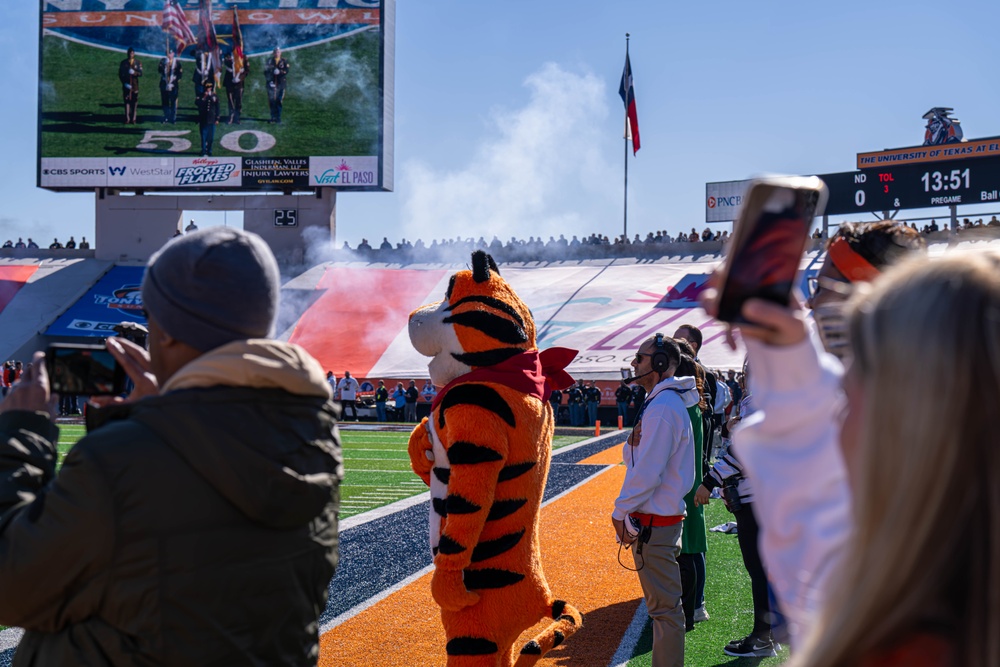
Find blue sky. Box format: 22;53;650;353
5;1;1000;246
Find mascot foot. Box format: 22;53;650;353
512;600;583;667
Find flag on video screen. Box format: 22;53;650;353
161;0;196;53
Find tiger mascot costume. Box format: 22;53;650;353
408;250;583;667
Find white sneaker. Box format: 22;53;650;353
694;605;709;622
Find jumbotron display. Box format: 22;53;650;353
38;0;394;192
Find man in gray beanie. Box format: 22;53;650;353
0;228;343;666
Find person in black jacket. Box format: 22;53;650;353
548;388;563;425
0;228;342;665
615;380;632;423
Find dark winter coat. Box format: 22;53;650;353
0;341;342;666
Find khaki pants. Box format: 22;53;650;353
632;522;684;667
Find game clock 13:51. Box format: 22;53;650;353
859;157;1000;211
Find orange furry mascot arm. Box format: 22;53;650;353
408;417;433;486
431;400;510;611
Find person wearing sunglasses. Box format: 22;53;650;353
807;221;926;358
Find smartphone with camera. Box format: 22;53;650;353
45;343;127;396
716;175;828;323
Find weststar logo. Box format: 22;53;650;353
109;165;127;176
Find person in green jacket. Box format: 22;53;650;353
676;344;708;632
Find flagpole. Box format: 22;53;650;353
623;33;630;243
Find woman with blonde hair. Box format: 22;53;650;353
706;248;1000;666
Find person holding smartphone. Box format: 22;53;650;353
0;228;342;665
703;249;1000;666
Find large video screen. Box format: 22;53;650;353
38;0;394;192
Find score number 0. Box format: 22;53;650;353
135;130;277;153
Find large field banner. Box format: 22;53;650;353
38;0;394;192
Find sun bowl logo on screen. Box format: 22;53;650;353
94;284;144;317
41;1;381;60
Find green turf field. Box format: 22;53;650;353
338;431;587;519
625;498;789;666
40;32;381;158
54;425;588;520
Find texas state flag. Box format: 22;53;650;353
619;52;640;155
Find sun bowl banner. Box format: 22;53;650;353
46;266;147;337
288;261;770;379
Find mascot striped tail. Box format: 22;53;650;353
407;250;583;667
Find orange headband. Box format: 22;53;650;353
827;236;880;283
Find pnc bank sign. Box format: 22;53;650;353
705;180;751;223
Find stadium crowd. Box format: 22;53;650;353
335;217;1000;264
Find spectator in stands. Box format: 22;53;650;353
185;220;198;232
65;237;77;249
357;238;372;251
404;380;419;422
2;240;11;249
13;238;24;249
374;380;389;422
379;237;392;250
688;229;700;242
989;216;999;227
701;228;713;242
0;227;342;664
173;229;183;238
27;239;38;249
336;371;360;421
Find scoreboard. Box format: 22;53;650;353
819;156;1000;215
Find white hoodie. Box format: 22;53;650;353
736;333;852;647
613;376;699;521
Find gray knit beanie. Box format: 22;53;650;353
141;227;280;352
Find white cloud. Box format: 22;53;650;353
400;63;615;243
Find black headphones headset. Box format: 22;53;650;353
650;332;670;374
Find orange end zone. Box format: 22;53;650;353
578;444;624;466
319;465;642;666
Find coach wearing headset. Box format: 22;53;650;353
612;334;700;667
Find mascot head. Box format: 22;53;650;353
409;251;536;387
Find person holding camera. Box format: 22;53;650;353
0;228;343;665
612;334;698;667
